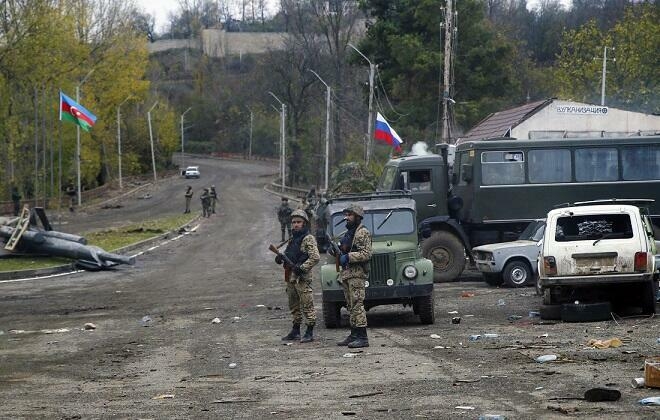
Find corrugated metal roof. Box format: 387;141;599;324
457;99;552;144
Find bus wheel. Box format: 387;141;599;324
422;231;465;283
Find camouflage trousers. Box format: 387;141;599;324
341;277;367;328
286;279;316;326
211;198;217;213
185;197;191;213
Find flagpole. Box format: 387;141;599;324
308;69;331;193
147;101;159;183
348;43;375;166
75;68;95;207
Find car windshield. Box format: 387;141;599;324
519;220;545;241
377;166;398;191
330;209;415;237
555;213;633;242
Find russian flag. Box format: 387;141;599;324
374;112;403;151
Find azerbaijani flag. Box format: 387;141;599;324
374;112;403;151
59;91;97;132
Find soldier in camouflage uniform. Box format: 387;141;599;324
200;188;211;217
209;185;218;214
184;185;193;214
275;209;320;343
277;197;293;242
333;203;372;348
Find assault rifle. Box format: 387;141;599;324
268;241;295;282
325;232;341;272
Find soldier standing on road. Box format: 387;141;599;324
11;185;21;216
275;209;320;343
333;203;372;348
200;188;211;218
277;197;293;242
209;185;218;214
65;182;76;212
184;185;193;214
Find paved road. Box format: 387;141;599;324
0;158;657;419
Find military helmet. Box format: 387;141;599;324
282;197;288;202
343;203;364;217
291;209;309;223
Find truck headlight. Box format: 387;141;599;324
403;265;418;279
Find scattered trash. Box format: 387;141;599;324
341;411;356;416
42;328;70;334
152;394;175;399
228;363;237;369
622;350;637;354
461;292;475;298
448;310;459;314
282;342;292;346
645;358;660;388
232;316;241;321
656;338;660;344
535;386;544;390
255;304;266;308
451;317;461;324
638;396;660;406
535;354;558;363
469;335;481;341
84;323;97;330
141;315;152;326
584;387;621;402
528;311;540;317
203;307;214;310
632;378;645;388
455;406;475;410
507;315;522;321
483;333;499;339
587;338;623;349
211;318;221;324
343;353;359;358
433;346;450;349
537;333;549;339
430;334;442;339
455;378;481;383
497;299;506;306
138;193;152;200
479;415;506;420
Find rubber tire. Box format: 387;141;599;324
641;281;657;315
535;276;543;297
416;293;436;325
561;301;612;323
502;260;533;288
421;230;466;283
539;304;561;320
483;273;504;287
542;287;556;305
322;300;341;328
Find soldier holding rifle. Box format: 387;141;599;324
270;209;320;343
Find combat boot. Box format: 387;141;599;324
347;327;369;348
281;323;301;341
336;328;357;346
300;325;314;343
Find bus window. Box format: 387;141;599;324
622;146;660;180
528;149;571;183
409;170;432;191
481;151;524;185
575;148;618;181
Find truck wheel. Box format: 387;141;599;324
503;260;532;288
539;304;561;320
561;301;612;322
416;293;435;325
322;301;341;328
483;273;504;287
641;281;657;315
422;231;465;283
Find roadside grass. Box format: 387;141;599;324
0;214;196;273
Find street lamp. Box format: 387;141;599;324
308;69;331;193
348;42;376;165
181;107;192;169
268;91;287;192
76;68;95;206
147;101;159;182
117;95;133;190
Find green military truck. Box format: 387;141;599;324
319;192;435;327
378;136;660;283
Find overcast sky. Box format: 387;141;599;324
135;0;572;34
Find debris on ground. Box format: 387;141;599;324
211;318;221;324
451;317;461;324
228;363;237;368
587;338;623;349
507;315;523;321
535;354;558;363
497;299;506;306
83;323;97;330
461;292;475;298
141;315;152;326
152;394;175;399
631;378;645;388
638;397;660;406
584;387;620;402
455;405;475;410
430;334;442;339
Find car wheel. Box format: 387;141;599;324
561;301;612;322
503;260;532;288
483;273;504;287
416;293;435;325
322;300;341;328
641;281;657;315
539;304;561;320
421;231;466;283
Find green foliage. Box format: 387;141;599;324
329;162;379;195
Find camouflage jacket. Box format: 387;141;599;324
277;204;293;224
209;188;218;199
289;233;320;283
185;189;193;198
340;224;372;281
200;192;211;204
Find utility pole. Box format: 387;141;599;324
309;69;332;193
269;92;286;192
117;95;132;190
441;0;453;144
600;46;614;106
348;43;375;165
147;101;159;183
181;107;192;169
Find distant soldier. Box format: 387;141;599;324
274;209;320;343
65;182;76;212
277;197;293;242
331;203;372;348
184;185;193;214
209;185;218;214
200;188;211;217
11;185;21;216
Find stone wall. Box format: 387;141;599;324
148;30;286;57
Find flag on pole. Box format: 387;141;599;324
374;112;403;151
59;91;97;132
